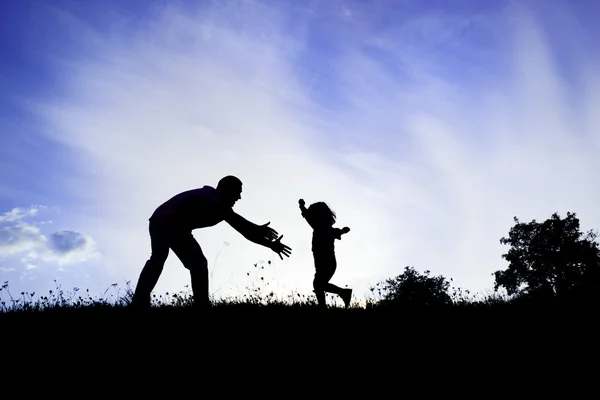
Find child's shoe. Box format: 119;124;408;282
341;288;352;308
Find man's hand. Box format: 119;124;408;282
298;199;305;207
341;226;350;234
270;235;292;260
257;222;279;242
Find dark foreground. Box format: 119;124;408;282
2;299;596;329
2;281;598;353
1;299;596;381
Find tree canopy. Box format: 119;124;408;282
493;212;600;301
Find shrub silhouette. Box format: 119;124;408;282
493;211;600;303
370;266;452;307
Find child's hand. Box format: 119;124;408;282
298;199;305;207
341;226;350;234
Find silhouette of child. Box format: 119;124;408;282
299;198;352;308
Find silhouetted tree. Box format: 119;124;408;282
373;266;452;307
493;212;600;301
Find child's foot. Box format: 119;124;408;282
341;288;352;308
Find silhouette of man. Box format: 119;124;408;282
131;175;291;309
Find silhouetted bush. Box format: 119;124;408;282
369;266;452;307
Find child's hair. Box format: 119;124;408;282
307;201;336;227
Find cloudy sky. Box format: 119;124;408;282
1;0;599;304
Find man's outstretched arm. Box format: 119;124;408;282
224;211;291;259
225;211;275;244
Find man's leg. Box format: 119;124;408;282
132;221;170;308
169;232;210;308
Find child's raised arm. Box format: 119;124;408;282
298;199;317;229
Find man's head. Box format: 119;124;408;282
217;175;243;207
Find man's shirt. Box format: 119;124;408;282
150;186;232;230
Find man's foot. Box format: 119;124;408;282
127;298;151;319
129;293;152;309
193;300;212;312
341;288;352;308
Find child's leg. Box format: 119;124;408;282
317;255;352;307
323;282;352;307
323;282;343;294
313;268;330;308
314;254;351;307
314;287;326;308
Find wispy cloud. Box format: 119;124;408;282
0;205;44;223
8;0;599;301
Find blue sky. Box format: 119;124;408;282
1;0;600;305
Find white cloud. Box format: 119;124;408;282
0;223;45;257
0;206;100;272
0;206;45;223
21;0;600;302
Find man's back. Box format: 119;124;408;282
150;186;231;230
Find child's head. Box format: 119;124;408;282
307;201;336;227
